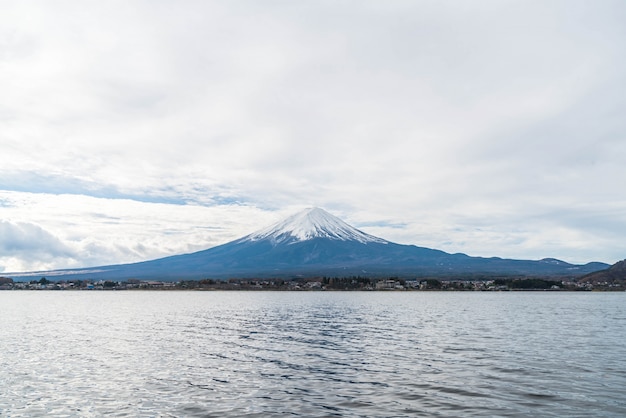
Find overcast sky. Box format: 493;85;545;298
1;0;625;273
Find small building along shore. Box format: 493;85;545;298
0;275;622;291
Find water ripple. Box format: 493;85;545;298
1;292;626;417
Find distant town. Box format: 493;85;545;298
0;276;624;291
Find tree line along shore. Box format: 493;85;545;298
1;276;624;291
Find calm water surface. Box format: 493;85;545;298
1;291;625;417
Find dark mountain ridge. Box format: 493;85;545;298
578;259;626;285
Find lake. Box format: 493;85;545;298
1;291;625;417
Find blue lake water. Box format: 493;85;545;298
1;291;625;417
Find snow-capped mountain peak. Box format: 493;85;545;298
243;207;388;245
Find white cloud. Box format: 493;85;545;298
1;0;625;270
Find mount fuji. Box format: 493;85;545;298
9;207;608;281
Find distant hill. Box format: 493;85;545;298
578;259;626;285
8;208;609;281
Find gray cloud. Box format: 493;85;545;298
0;221;72;255
0;220;77;272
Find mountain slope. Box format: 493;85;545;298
578;259;626;285
8;207;609;281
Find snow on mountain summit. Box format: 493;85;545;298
243;207;388;245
